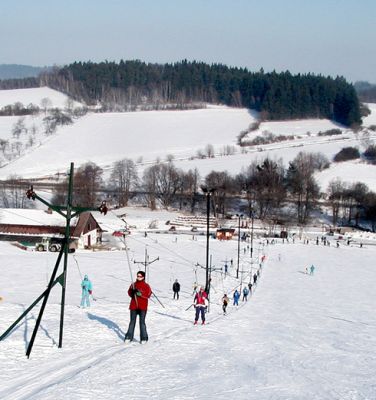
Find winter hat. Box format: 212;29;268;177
137;270;146;278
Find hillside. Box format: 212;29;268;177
0;88;375;197
41;60;361;127
0;86;83;109
0;215;375;399
0;64;46;80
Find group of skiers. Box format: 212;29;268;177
79;257;265;342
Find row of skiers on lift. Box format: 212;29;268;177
79;265;261;310
79;263;263;341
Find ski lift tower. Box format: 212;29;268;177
0;162;107;358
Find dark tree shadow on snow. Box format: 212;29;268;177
87;313;125;340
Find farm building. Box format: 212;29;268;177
0;209;102;249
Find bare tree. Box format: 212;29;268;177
205;143;215;158
327;178;345;225
0;175;28;208
142;164;158;210
205;171;235;217
0;139;9;155
109;159;138;207
142;161;182;209
12;117;26;138
183;168;200;213
286;152;320;224
242;157;286;220
40;97;52;113
74;162;103;207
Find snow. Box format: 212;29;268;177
0;208;74;227
0;87;83;109
0;86;375;194
363;103;376;126
249;118;345;137
0;210;376;399
0;107;255;179
315;160;376;191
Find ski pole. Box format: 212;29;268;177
185;304;194;311
152;292;165;308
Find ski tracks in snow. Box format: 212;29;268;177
0;343;126;400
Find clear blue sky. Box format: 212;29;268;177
1;0;375;83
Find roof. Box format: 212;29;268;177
0;208;78;227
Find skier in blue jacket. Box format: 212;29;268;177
242;286;249;302
80;275;93;308
233;289;240;306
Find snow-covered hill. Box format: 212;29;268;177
0;217;375;399
0;87;375;192
0;87;83;109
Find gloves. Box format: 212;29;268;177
131;288;141;297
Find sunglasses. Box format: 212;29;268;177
137;275;144;278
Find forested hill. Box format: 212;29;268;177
2;60;361;126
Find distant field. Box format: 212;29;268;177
0;87;375;192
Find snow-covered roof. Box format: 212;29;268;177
0;208;77;227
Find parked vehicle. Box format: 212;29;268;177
35;237;62;252
35;237;75;253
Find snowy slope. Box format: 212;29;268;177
0;222;375;399
0;107;255;178
0;87;83;109
0;86;375;193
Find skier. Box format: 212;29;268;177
310;265;315;275
253;273;258;286
248;282;253;295
192;282;198;295
193;286;208;325
80;275;92;308
222;294;229;315
124;270;152;344
242;286;249;302
224;263;228;276
172;279;180;300
233;289;240;306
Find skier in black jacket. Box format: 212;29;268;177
172;279;181;300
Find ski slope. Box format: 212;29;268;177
0;210;375;399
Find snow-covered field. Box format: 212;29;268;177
0;87;375;192
0;87;82;109
1;212;375;399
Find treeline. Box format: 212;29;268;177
45;152;376;231
33;60;360;126
0;77;39;90
355;81;376;103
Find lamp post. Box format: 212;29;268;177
202;187;215;293
236;213;243;279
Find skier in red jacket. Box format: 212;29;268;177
124;270;152;343
193;286;208;325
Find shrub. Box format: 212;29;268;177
317;129;342;137
333;147;360;162
364;145;376;163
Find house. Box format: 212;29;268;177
0;209;102;249
216;228;236;240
